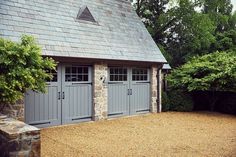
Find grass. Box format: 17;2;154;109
41;112;236;157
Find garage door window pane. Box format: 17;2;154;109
66;67;71;73
83;75;88;81
65;66;89;82
124;69;127;74
110;68;114;74
46;68;57;82
72;75;77;81
109;67;127;81
132;68;148;81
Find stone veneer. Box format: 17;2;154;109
0;115;40;157
157;67;162;112
150;65;158;113
1;100;24;121
93;62;108;120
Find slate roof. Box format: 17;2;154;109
162;64;171;70
0;0;167;63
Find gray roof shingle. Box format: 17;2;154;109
162;64;171;70
0;0;167;63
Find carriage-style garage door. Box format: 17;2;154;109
108;67;150;117
25;65;92;127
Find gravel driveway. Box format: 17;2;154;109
41;112;236;157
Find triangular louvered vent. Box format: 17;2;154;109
77;6;96;22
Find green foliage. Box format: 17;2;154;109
166;7;216;65
168;90;194;112
162;91;170;111
133;0;236;66
133;0;236;112
0;35;56;104
168;51;236;92
162;90;193;112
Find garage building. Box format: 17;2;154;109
0;0;167;127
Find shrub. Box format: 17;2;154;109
0;35;56;106
168;51;236;110
168;90;194;112
162;91;170;111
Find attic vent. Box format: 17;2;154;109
77;6;96;22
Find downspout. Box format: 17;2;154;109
157;64;163;113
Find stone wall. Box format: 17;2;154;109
0;115;40;157
157;67;162;112
93;62;108;121
150;65;158;113
1;99;24;121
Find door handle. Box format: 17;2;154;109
62;92;65;99
58;92;61;100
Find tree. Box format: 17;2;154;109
202;0;236;52
133;0;170;44
133;0;216;66
132;0;236;112
203;0;233;32
165;2;216;65
167;51;236;110
0;35;56;109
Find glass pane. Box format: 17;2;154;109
78;67;82;73
45;68;58;82
137;75;141;81
66;67;71;74
77;75;83;81
140;70;144;74
144;75;147;80
144;69;147;74
51;74;57;82
124;75;127;81
66;75;71;81
136;70;140;75
83;67;88;73
84;75;88;81
132;75;135;81
72;67;76;73
110;68;114;74
119;69;123;74
115;75;118;81
115;68;118;74
72;75;77;81
140;75;144;80
110;75;114;81
124;69;127;74
119;75;123;81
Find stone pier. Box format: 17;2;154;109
0;115;40;157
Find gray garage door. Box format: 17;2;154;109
25;65;92;127
108;67;150;117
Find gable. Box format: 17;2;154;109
0;0;167;63
77;6;96;23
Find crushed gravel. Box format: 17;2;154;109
41;112;236;157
